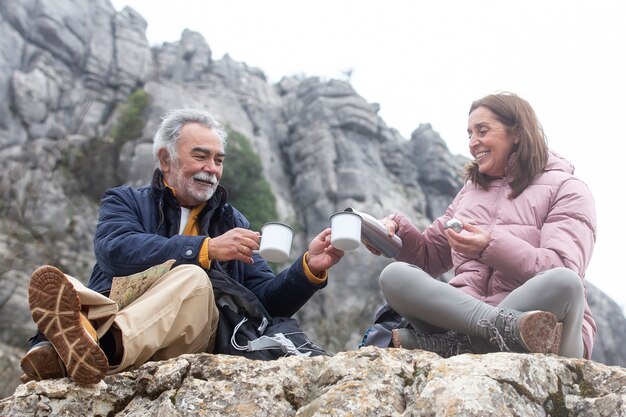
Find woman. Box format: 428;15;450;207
366;92;596;359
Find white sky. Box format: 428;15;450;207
111;0;626;311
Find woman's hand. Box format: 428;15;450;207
362;217;398;256
445;222;489;259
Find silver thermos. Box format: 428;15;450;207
344;208;403;258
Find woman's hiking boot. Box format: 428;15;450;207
391;329;474;358
25;265;109;385
478;309;562;354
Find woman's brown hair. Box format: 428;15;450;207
464;92;549;198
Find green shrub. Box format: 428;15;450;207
65;89;149;201
220;127;277;231
110;89;150;146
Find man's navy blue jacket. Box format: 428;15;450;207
87;170;325;318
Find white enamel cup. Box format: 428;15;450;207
329;211;362;251
258;222;295;263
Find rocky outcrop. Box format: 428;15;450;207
1;347;625;416
0;342;24;399
1;0;625;400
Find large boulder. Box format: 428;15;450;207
1;347;625;416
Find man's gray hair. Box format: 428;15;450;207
153;109;228;165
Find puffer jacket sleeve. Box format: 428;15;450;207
481;177;596;284
94;186;205;280
390;207;455;278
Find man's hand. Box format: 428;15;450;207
207;227;260;265
306;228;345;275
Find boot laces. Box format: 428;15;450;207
415;331;472;358
478;309;521;352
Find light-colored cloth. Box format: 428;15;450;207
389;150;596;358
69;264;219;373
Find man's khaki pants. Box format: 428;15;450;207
66;264;219;373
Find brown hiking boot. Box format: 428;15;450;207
479;309;562;354
20;341;66;382
28;265;109;385
391;329;474;358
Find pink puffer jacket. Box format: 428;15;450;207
391;151;597;358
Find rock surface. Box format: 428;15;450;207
1;347;625;417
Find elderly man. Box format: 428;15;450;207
21;109;344;384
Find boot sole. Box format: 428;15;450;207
28;265;108;384
391;329;404;348
550;323;563;354
517;311;562;354
20;342;65;381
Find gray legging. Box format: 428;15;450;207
379;262;585;357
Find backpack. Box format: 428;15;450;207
359;302;411;348
207;269;328;359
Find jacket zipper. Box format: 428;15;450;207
487;176;508;295
156;199;165;233
492;177;507;227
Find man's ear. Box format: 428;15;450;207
157;148;171;172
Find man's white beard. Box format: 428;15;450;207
190;171;219;201
172;169;219;203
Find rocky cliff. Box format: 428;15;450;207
1;347;625;416
1;0;625;403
